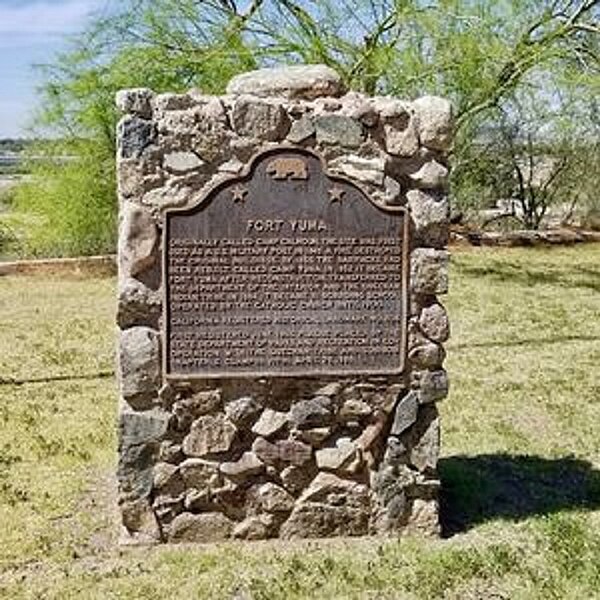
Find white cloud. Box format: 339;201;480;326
0;1;100;35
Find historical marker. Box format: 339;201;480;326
164;147;409;378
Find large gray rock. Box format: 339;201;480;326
416;369;449;404
390;391;419;436
225;396;262;429
173;391;222;431
328;155;385;186
408;341;446;370
251;482;295;513
117;277;161;329
410;248;449;295
252;408;288;438
116;88;154;118
413;96;454;151
220;452;265;481
289;396;333;429
120;497;161;542
231;96;291;141
118;408;170;501
168;512;233;543
226;65;345;100
407;189;450;248
118;327;160;409
419;303;450;343
315;115;364;148
315;439;358;471
286;117;316;143
179;458;221;489
118;115;155;159
118;201;157;278
408;160;449;190
410;416;440;472
252;437;313;467
182;414;237;457
280;502;368;539
298;472;369;506
233;514;277;540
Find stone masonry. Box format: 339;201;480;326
116;64;452;543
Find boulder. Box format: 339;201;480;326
226;65;345;100
280;502;368;539
315;115;364;148
118;408;170;501
251;408;288;438
116;88;154;118
118;327;160;409
419;303;450;343
289;396;333;429
390;391;419;436
328;155;385;186
220;452;265;481
118;201;157;278
413;96;454;151
231;96;291;141
251;482;295;513
225;396;262;429
407;189;450;248
182;414;237;457
410;248;449;295
168;512;233;543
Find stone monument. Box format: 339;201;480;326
116;65;451;543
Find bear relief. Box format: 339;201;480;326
266;157;309;180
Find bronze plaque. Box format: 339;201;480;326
164;147;409;378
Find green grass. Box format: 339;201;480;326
0;245;599;599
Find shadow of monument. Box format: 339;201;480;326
439;454;600;537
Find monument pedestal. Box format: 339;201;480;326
116;65;452;543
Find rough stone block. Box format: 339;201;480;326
118;327;161;409
315;115;364;148
231;96;291;141
419;302;450;343
411;248;450;295
168;512;233;543
118;201;157;278
415;369;449;404
117;277;161;329
408;189;450;248
118;408;170;501
118;115;155;159
413;96;454;151
182;414;237;457
328;155;385;185
116;88;154;118
226;64;345;100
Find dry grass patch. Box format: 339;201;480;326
1;246;599;598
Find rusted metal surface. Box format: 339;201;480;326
163;147;409;378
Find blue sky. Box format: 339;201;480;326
0;0;109;138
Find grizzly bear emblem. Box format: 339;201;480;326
266;157;309;180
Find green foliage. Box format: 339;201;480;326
14;141;116;257
16;0;600;255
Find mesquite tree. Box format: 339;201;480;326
18;0;600;253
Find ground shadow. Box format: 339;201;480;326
439;454;600;537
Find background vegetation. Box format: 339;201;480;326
1;245;599;597
6;0;599;256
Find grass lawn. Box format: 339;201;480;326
0;245;599;599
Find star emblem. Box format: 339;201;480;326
328;185;346;203
231;185;248;203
